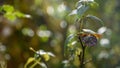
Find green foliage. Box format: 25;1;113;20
86;14;104;25
64;0;104;68
24;57;36;68
64;34;76;56
24;48;55;68
69;0;99;18
65;0;103;54
2;5;14;12
77;5;89;18
0;0;119;68
64;34;82;59
0;5;25;21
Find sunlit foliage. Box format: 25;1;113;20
0;0;120;68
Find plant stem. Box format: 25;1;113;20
78;36;86;68
81;46;85;68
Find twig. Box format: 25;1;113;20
78;36;86;68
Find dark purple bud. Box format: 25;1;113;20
81;35;97;46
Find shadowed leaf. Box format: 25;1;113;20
69;5;89;18
64;34;76;56
86;14;104;25
77;5;89;18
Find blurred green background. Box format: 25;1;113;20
0;0;120;68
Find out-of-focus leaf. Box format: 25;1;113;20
76;1;82;8
30;62;38;68
24;57;35;68
76;0;94;7
35;49;55;61
39;25;47;30
0;6;2;11
1;5;27;21
64;34;76;56
34;54;40;59
69;5;89;18
4;13;16;21
77;5;89;18
69;10;77;16
86;14;104;25
70;0;97;17
42;54;50;61
82;29;96;34
35;0;43;6
40;37;49;42
97;27;107;34
30;58;41;68
89;2;99;8
14;11;25;17
47;52;55;57
75;48;82;56
39;62;47;68
2;5;14;12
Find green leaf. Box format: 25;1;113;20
69;10;77;16
2;5;14;12
76;0;95;7
29;58;41;68
64;34;76;56
14;11;25;17
39;62;47;68
75;48;82;56
31;58;41;68
88;2;99;9
4;12;16;21
42;54;50;61
77;5;89;18
1;5;26;21
86;14;104;25
24;57;35;68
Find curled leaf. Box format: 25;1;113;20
86;14;104;25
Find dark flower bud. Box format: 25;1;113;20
81;34;97;46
